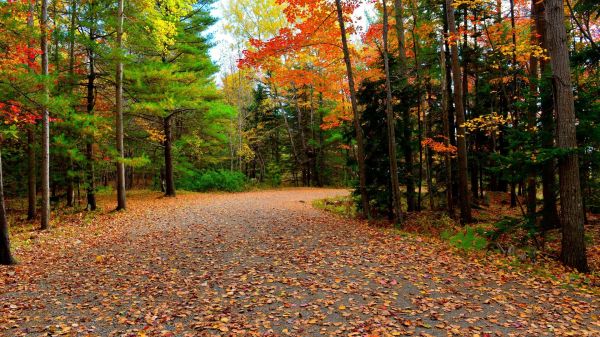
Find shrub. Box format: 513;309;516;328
177;169;247;192
441;226;488;251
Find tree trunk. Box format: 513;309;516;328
544;0;588;272
527;0;539;217
0;147;16;265
65;0;76;208
163;116;176;197
440;38;454;216
40;0;50;229
534;0;560;231
335;0;370;218
27;0;37;220
425;83;435;210
394;0;415;212
445;0;472;223
27;125;36;220
86;43;97;211
382;0;403;224
509;0;518;209
115;0;126;210
411;5;423;212
442;0;458;203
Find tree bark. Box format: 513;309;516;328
544;0;588;272
534;0;560;231
425;82;435;210
440;38;454;216
65;0;76;208
27;122;36;220
509;0;518;209
40;0;50;229
445;0;471;223
394;0;415;212
86;37;97;211
115;0;126;210
527;0;539;217
26;0;37;220
382;0;403;224
0;147;16;265
411;5;423;211
334;0;370;218
163;116;176;197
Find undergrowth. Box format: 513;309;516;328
313;195;357;218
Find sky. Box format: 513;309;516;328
208;0;236;80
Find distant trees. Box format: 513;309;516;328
237;0;598;271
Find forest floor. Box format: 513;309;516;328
0;188;599;337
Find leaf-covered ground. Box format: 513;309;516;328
1;189;598;336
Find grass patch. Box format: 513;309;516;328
312;195;357;218
441;226;488;251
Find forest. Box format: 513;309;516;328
0;0;599;335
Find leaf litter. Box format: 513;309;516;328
0;189;598;336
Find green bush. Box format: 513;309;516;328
441;226;488;251
177;169;247;192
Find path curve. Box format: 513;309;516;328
1;188;598;336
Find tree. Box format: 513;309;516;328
544;0;588;272
26;0;36;221
381;0;402;223
335;0;370;218
0;146;15;265
393;0;416;212
40;0;51;229
115;0;126;210
445;0;471;223
128;0;219;197
533;0;560;231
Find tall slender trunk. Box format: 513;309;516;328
382;0;402;224
509;0;518;208
293;87;309;186
411;5;423;211
0;147;16;265
273;85;301;171
27;127;36;219
534;0;560;231
425;83;435;210
27;0;36;220
163;116;176;197
442;0;458;202
40;0;51;229
335;0;370;218
463;8;476;204
544;0;588;272
440;38;453;216
471;14;480;200
445;0;472;223
66;0;77;208
527;0;539;217
394;0;415;211
86;44;97;211
115;0;126;210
